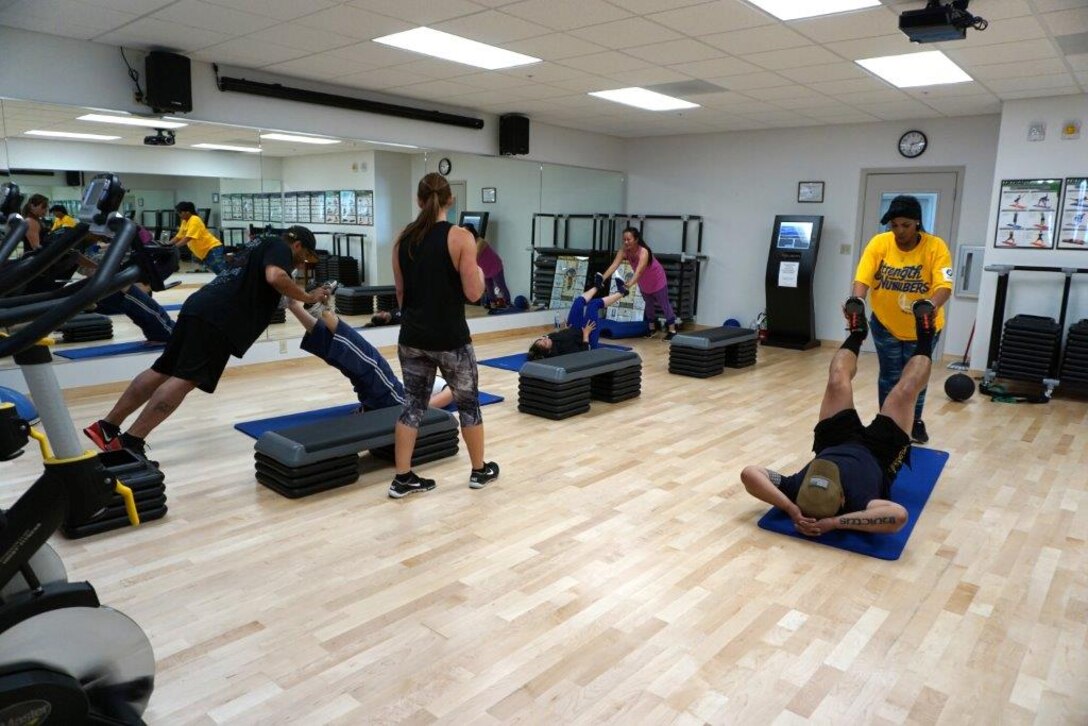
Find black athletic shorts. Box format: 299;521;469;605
151;315;232;394
812;408;911;481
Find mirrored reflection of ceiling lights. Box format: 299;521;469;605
856;50;972;88
588;87;699;112
78;113;188;129
25;129;122;141
362;140;420;149
374;27;541;70
746;0;879;21
259;133;340;145
191;143;262;153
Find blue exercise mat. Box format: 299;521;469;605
162;303;183;311
478;343;632;372
233;391;505;439
756;447;948;561
55;341;167;360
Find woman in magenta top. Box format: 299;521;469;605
601;226;677;339
464;223;511;307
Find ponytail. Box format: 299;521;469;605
623;226;654;264
398;172;452;259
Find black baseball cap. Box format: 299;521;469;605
285;225;319;263
880;195;923;225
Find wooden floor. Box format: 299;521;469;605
3;333;1086;724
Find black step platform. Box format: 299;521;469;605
62;449;167;539
669;327;758;378
517;349;642;419
335;285;397;316
58;313;113;344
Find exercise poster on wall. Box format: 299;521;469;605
309;192;326;224
1057;177;1088;250
324;191;341;224
356;190;374;226
269;194;283;224
995;178;1061;249
339;191;357;224
549;255;589;310
605;260;646;323
283;193;298;223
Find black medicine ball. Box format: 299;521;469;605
944;373;975;402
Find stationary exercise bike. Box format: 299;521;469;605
0;174;167;724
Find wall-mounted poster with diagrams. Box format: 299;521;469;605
230;194;242;221
356;190;374;225
269;194;283;224
995;178;1062;249
283;193;298;223
221;195;232;220
310;192;325;224
605;260;646;323
549;255;589;310
241;194;255;221
295;193;311;223
339;191;357;224
1058;177;1088;250
251;194;265;222
324;191;341;224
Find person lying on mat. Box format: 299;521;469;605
527;275;627;360
364;309;402;327
739;298;938;537
286;299;453;411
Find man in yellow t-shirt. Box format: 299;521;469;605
49;204;78;232
849;195;953;445
170;201;226;275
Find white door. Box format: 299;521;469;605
856;171;960;354
447;181;467;225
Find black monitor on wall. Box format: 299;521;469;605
459;211;489;237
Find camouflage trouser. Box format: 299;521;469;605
397;343;481;428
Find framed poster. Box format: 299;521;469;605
241;194;254;221
995;178;1061;249
482;187;497;203
1057;177;1088;250
309;192;325;224
256;194;270;222
604;260;646;322
339;190;357;224
324;190;341;224
797;181;824;203
283;193;298;223
230;194;242;220
549;255;589;310
295;193;311;224
269;193;283;224
356;190;374;226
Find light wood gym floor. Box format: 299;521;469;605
2;332;1085;724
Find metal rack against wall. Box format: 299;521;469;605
983;264;1088;397
530;212;707;322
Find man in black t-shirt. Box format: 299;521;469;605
740;299;938;537
84;226;328;461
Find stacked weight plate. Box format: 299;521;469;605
532;254;557;306
315;254;360;287
590;364;642;403
58;313;113;343
63;449;167;539
269;308;286;324
518;377;592;419
659;253;697;322
370;427;460;466
1059;318;1088;388
995;314;1061;383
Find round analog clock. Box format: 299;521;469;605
898;130;927;158
438;157;452;176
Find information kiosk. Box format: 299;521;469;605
764;215;823;350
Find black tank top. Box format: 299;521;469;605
397;221;471;351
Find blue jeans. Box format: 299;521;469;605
567;297;604;348
202;246;228;275
870;314;939;421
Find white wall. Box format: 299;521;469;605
624;115;1001;355
6;138;264;180
974;94;1088;370
373;151;413;285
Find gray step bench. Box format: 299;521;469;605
253;406;458;498
669;327;758;378
518;348;642;419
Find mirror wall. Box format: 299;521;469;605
0;98;626;350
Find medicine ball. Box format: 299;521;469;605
0;386;38;424
724;318;740;327
514;295;529;310
944;373;975;402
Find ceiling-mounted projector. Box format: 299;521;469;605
899;0;988;43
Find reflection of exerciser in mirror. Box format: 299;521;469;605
528;274;629;359
0;172;162;722
464;223;511;309
167;201;227;275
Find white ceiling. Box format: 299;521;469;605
3;0;1087;138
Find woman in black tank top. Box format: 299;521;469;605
390;173;499;498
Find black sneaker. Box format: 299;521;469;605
614;277;629;297
843;297;867;335
912;299;936;337
119;433;159;468
469;461;499;489
593;272;605;290
911;419;929;445
389;471;436;498
664;330;677;341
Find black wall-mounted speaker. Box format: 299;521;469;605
499;113;529;156
65;171;83;187
145;51;192;114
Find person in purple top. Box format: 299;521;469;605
464;223;510;308
600;227;677;340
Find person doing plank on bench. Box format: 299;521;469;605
286;300;453;411
740;298;938;537
527;276;627;360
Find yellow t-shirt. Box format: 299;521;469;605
50;214;78;232
854;231;953;340
177;215;222;260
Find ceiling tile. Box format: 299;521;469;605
832;88;913;105
1032;0;1088;10
434;9;552;43
193;38;308;66
205;0;338;21
801;110;880;123
386;79;484;100
744;84;828;103
150;0;281;35
462;72;541;90
943;39;1062;67
998;85;1083;99
335;67;431;89
920;97;1003;115
788;6;899;43
1040;8;1088;36
22;0;139;33
901;82;992;99
501;0;631;31
501;62;590;83
94;17;234;52
700;24;810;55
823;34;916;62
606;66;698;86
327;42;420;67
600;0;708;12
513;84;580;100
648;1;775;36
294;6;413;40
668;56;764;79
623;39;724;65
80;0;174;13
547;74;629;93
987;73;1076;93
971;58;1071;81
746;45;842;70
265;55;375;81
683;90;755;109
502;32;607;61
856;102;944;121
779;62;869;84
568;17;685;48
933;14;1046;48
958;0;1032;21
705;71;794;90
245;24;359;53
559;51;652;75
389;59;489;80
4;14;103;40
809;77;889;95
344;0;487;24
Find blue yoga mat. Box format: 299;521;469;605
162;303;183;312
756;447;948;561
233;391;505;439
478;343;632;372
55;341;166;360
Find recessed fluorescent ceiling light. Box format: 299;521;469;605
78;113;187;129
192;143;262;153
363;140;420;149
373;27;540;70
25;129;121;140
746;0;879;21
856;50;972;88
260;133;340;145
589;87;699;111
